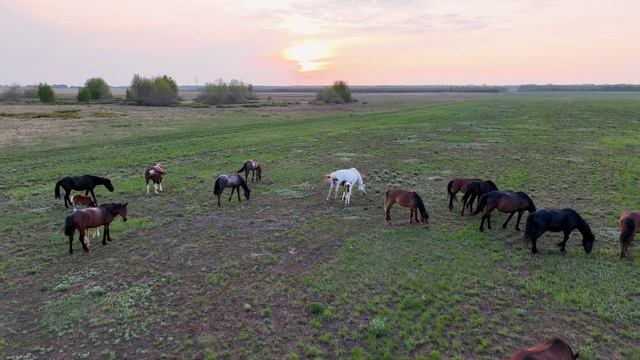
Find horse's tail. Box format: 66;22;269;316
524;212;536;242
55;179;63;199
64;215;73;236
620;217;636;257
213;177;224;196
447;180;454;197
413;192;428;220
473;193;489;215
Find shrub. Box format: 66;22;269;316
76;87;92;102
37;83;55;103
1;83;22;101
126;74;179;106
316;80;352;104
197;79;256;105
84;77;112;99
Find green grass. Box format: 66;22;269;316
1;93;640;358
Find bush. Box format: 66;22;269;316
126;74;179;106
84;77;112;99
316;80;352;104
37;83;55;103
76;87;91;102
1;83;22;101
197;79;256;105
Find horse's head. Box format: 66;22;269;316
119;202;128;222
420;209;430;225
244;187;251;201
358;183;366;194
583;231;594;253
105;180;114;192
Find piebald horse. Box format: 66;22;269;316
447;177;481;210
144;164;166;195
238;160;262;183
384;188;429;225
64;203;128;254
326;168;366;206
213;174;251;207
510;338;579;360
619;211;640;258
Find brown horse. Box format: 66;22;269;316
238;160;262;183
71;194;97;211
384;188;429;225
447;177;481;210
510;338;579;360
64;203;128;254
619;211;640;258
144;164;165;195
473;191;536;232
460;180;498;215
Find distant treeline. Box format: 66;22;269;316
251;85;508;93
517;84;640;92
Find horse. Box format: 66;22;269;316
63;203;128;254
71;194;97;212
326;168;366;205
619;211;640;258
447;177;481;210
523;208;594;255
340;181;352;206
384;188;429;225
213;174;250;207
510;338;579;360
473;191;536;232
460;180;498;215
144;164;166;195
55;175;114;208
238;160;262;183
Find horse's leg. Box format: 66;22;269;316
159;179;163;192
251;170;255;183
237;186;241;202
228;187;235;201
502;212;516;229
102;225;108;245
146;178;150;195
154;182;159;195
385;200;394;222
78;229;89;252
515;211;524;231
415;207;419;223
90;189;97;205
68;228;74;254
326;182;334;201
487;213;492;229
448;191;455;210
64;190;71;208
559;230;570;252
460;193;469;215
409;208;414;224
107;225;112;242
479;213;487;232
468;194;476;213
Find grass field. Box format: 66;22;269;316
1;92;640;359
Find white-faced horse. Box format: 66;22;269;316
326;168;366;205
145;164;166;195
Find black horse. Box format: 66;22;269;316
460;180;498;215
524;208;595;255
213;174;250;207
55;175;114;208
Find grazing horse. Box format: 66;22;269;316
460;180;498;215
213;174;250;207
447;177;481;210
474;191;536;232
144;164;166;195
619;211;640;258
55;175;114;208
511;338;579;360
384;188;429;225
326;168;366;205
524;208;594;255
71;194;97;212
238;160;262;183
64;203;128;254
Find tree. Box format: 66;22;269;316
316;81;352;104
126;74;179;106
37;83;55;103
76;87;91;102
1;83;22;101
84;77;112;99
197;79;256;105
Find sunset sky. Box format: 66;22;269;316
1;0;639;85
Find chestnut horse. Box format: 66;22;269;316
55;175;114;208
64;203;128;254
238;160;262;183
447;177;481;210
619;211;640;258
511;338;579;360
144;164;166;195
474;191;536;232
213;174;250;207
460;180;498;215
524;208;594;255
384;188;429;225
71;194;97;211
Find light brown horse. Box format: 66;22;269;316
384;188;429;225
473;191;536;232
510;338;579;360
447;177;481;210
144;164;165;195
64;203;128;254
71;194;97;211
619;211;640;258
238;160;262;182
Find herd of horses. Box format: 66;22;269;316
54;162;637;358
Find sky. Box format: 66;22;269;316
1;0;639;86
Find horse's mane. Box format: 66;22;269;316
574;211;593;238
99;203;122;213
412;192;428;220
516;192;535;208
486;180;498;190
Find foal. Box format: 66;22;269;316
64;203;128;254
238;160;262;183
213;174;251;207
384;188;429;225
619;211;640;258
340;181;352;206
144;164;166;195
473;191;536;232
524;208;594;255
460;180;498;215
447;177;481;210
71;194;97;211
510;338;579;360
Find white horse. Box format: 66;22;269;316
326;168;366;205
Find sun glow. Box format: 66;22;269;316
282;41;334;72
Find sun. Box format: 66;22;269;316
282;41;333;72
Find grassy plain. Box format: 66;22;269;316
1;92;640;359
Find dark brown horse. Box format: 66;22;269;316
64;203;128;254
510;338;579;360
384;188;429;225
144;163;166;195
238;160;262;182
619;211;640;258
474;191;536;232
460;180;498;215
447;177;481;210
55;175;114;208
524;209;594;255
